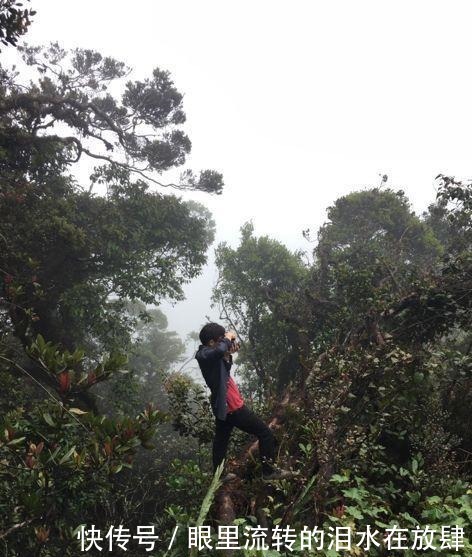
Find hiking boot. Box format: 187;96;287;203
262;467;298;482
221;472;238;483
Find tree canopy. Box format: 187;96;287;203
0;43;219;354
0;42;224;193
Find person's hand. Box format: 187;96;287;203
224;330;237;341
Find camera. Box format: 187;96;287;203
230;338;241;351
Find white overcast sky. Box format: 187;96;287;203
21;0;472;368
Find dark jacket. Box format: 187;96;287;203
195;338;233;421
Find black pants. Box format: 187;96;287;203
213;405;276;475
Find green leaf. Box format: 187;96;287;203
43;413;55;426
7;436;25;446
59;446;76;464
331;474;349;483
346;507;364;519
342;487;363;501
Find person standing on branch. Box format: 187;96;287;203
195;322;295;481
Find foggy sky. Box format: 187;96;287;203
22;0;472;373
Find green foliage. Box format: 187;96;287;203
161;461;224;557
3;41;223;193
0;335;167;555
214;221;309;394
0;171;216;354
164;372;214;443
0;36;226;553
425;174;472;255
311;187;444;346
0;0;34;48
324;451;472;556
1;62;471;557
193;179;472;557
0;41;219;355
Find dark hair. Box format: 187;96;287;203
199;322;225;345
